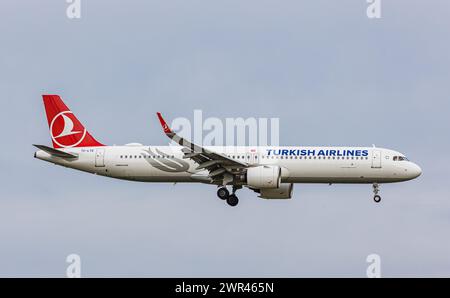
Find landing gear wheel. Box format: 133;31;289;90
373;195;381;203
217;187;229;200
226;194;239;207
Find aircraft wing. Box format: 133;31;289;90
156;112;248;184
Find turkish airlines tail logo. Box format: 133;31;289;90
42;95;104;149
54;113;82;138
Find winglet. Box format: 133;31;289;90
156;112;173;134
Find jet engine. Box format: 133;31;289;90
246;165;281;189
259;183;293;199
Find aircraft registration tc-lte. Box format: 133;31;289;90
34;95;422;207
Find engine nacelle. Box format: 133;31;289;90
259;183;293;199
246;165;281;189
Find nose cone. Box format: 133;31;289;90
409;163;422;179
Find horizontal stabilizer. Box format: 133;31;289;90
33;144;78;159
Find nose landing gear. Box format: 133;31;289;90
217;186;241;207
372;183;381;203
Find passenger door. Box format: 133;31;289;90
246;148;258;165
371;149;382;168
95;148;105;167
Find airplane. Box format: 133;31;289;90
34;95;422;207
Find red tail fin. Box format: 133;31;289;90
42;95;104;149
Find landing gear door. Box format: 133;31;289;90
371;149;382;168
95;148;105;167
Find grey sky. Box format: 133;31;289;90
0;0;449;277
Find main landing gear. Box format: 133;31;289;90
217;187;229;200
372;183;381;203
217;186;240;207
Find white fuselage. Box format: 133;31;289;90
35;145;422;184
